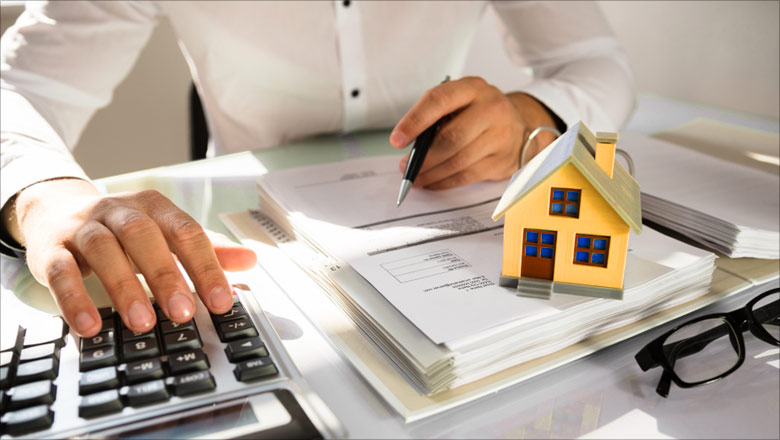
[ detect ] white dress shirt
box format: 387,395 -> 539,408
0,1 -> 635,225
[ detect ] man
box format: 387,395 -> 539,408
0,1 -> 635,337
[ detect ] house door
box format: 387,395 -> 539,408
520,229 -> 557,280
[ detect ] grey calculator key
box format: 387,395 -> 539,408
80,331 -> 115,351
7,380 -> 57,410
160,320 -> 195,334
122,358 -> 164,384
168,349 -> 210,375
122,338 -> 160,362
121,379 -> 169,407
211,304 -> 247,324
79,366 -> 119,395
217,317 -> 258,342
97,307 -> 114,319
0,351 -> 14,367
19,343 -> 59,363
166,371 -> 216,396
233,356 -> 278,382
80,345 -> 118,372
14,358 -> 58,385
163,330 -> 202,353
225,337 -> 268,363
120,328 -> 155,342
0,404 -> 53,435
79,389 -> 123,418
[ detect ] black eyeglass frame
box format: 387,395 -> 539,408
635,288 -> 779,397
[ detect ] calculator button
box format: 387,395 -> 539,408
19,343 -> 59,363
79,366 -> 119,395
166,371 -> 216,396
97,307 -> 114,320
121,358 -> 164,384
224,337 -> 268,363
0,351 -> 14,368
7,380 -> 57,410
233,357 -> 278,382
14,358 -> 58,385
0,366 -> 11,389
160,320 -> 195,334
80,345 -> 119,372
120,328 -> 156,343
0,404 -> 54,436
163,330 -> 202,353
167,349 -> 210,375
100,317 -> 116,333
22,316 -> 68,348
217,317 -> 258,342
211,304 -> 247,324
79,389 -> 123,418
80,331 -> 115,351
122,338 -> 160,362
121,379 -> 169,407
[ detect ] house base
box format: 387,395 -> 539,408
500,275 -> 624,300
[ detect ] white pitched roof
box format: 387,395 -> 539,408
492,121 -> 642,233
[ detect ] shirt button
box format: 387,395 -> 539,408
343,0 -> 350,7
350,88 -> 360,98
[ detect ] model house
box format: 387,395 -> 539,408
491,121 -> 642,300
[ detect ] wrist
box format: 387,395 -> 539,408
506,92 -> 563,166
4,178 -> 98,248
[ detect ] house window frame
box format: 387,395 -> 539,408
573,233 -> 610,268
549,188 -> 581,218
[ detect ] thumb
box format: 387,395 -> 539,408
205,229 -> 257,271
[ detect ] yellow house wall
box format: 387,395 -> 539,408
501,163 -> 630,289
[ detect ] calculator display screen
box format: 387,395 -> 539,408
107,401 -> 259,439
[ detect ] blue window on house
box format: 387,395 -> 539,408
526,231 -> 539,243
540,248 -> 554,259
541,233 -> 555,244
526,246 -> 538,257
573,234 -> 610,268
550,188 -> 581,218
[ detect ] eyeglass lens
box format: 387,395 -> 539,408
751,290 -> 779,342
662,318 -> 740,383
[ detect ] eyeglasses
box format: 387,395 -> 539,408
635,288 -> 779,397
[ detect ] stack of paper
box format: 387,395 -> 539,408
618,127 -> 779,259
248,155 -> 715,395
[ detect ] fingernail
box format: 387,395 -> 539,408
74,311 -> 97,334
128,301 -> 154,329
390,130 -> 406,148
210,286 -> 233,310
167,293 -> 194,321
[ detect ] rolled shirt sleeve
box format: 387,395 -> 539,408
1,1 -> 161,213
492,1 -> 636,131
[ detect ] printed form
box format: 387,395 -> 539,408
258,156 -> 590,344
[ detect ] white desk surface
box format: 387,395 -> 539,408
2,95 -> 779,439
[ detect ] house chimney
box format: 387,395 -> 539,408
595,131 -> 618,179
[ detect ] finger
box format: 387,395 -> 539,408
390,77 -> 484,149
73,220 -> 157,332
415,132 -> 494,188
205,230 -> 258,271
37,247 -> 103,337
424,155 -> 510,190
414,106 -> 491,177
136,192 -> 234,314
101,207 -> 195,324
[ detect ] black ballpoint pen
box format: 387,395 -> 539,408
396,76 -> 450,206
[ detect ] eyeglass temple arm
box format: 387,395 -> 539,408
636,323 -> 732,371
656,369 -> 673,398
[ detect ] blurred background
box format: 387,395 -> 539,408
2,0 -> 778,179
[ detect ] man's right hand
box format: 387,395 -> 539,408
4,178 -> 257,338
